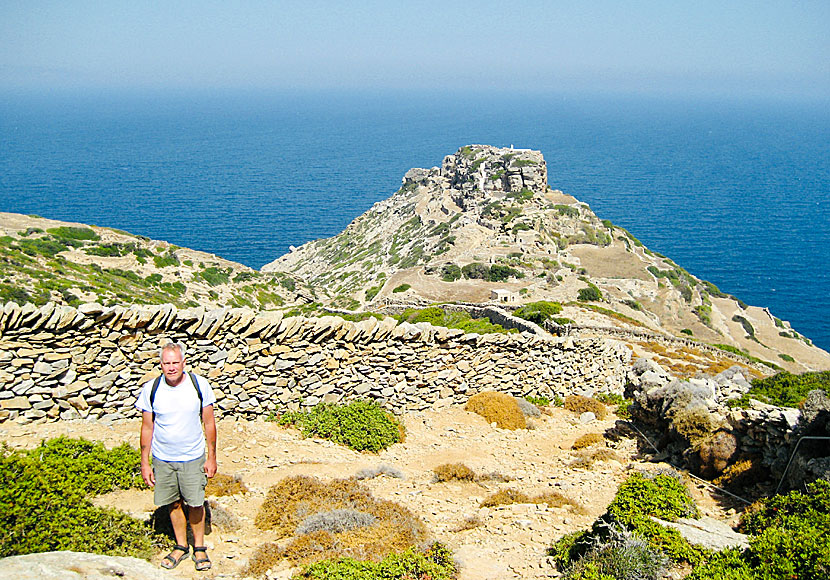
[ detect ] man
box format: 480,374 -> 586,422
136,342 -> 218,571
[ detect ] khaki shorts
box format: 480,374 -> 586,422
152,454 -> 207,507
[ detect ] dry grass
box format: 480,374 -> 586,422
465,391 -> 527,430
433,463 -> 476,482
251,475 -> 427,567
480,488 -> 531,507
672,407 -> 719,444
451,514 -> 483,532
712,457 -> 764,489
480,488 -> 584,512
205,473 -> 248,497
570,448 -> 621,469
572,432 -> 605,450
563,395 -> 607,420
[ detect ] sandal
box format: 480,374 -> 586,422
192,546 -> 212,571
160,545 -> 189,569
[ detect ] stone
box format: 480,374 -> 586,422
652,516 -> 749,551
0,396 -> 31,410
0,551 -> 167,580
578,411 -> 596,424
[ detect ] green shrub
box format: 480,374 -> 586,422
392,284 -> 410,293
578,284 -> 603,302
279,401 -> 403,452
739,371 -> 830,408
365,284 -> 383,301
295,543 -> 456,580
691,480 -> 830,580
461,262 -> 490,280
604,472 -> 703,565
199,266 -> 230,286
0,438 -> 156,559
46,226 -> 99,241
152,251 -> 179,268
514,300 -> 563,324
396,306 -> 512,334
441,263 -> 462,282
564,526 -> 668,580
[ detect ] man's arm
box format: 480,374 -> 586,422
202,404 -> 217,478
139,411 -> 155,487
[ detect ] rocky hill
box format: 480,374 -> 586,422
0,212 -> 309,311
262,145 -> 830,372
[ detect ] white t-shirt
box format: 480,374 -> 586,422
135,373 -> 217,462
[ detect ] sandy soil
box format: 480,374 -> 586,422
0,404 -> 738,580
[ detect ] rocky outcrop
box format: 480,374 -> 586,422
0,551 -> 166,580
0,301 -> 631,424
626,360 -> 828,488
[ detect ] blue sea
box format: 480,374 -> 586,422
1,90 -> 828,352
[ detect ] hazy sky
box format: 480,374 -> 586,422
1,1 -> 828,99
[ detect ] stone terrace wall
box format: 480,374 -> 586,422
0,302 -> 631,423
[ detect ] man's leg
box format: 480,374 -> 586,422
153,458 -> 190,569
189,503 -> 205,547
167,500 -> 189,559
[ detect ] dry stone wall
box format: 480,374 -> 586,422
0,301 -> 631,423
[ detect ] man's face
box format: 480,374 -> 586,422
160,348 -> 185,385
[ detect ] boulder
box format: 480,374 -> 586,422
0,551 -> 166,580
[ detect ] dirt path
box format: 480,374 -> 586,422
0,405 -> 728,579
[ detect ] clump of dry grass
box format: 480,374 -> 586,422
465,391 -> 527,430
251,475 -> 427,568
433,463 -> 476,482
206,500 -> 242,531
672,406 -> 719,444
572,432 -> 605,450
480,488 -> 585,512
570,448 -> 621,469
205,473 -> 248,497
451,514 -> 482,532
712,457 -> 764,489
480,488 -> 530,507
563,395 -> 607,420
245,543 -> 282,578
354,464 -> 405,480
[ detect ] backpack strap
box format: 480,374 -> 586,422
149,375 -> 162,422
149,373 -> 204,422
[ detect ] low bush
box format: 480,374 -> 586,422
481,488 -> 583,511
577,284 -> 603,302
564,525 -> 668,580
251,476 -> 428,568
514,300 -> 563,324
690,480 -> 830,580
572,433 -> 604,450
564,395 -> 607,420
552,471 -> 704,574
280,400 -> 403,453
739,371 -> 830,408
569,448 -> 621,470
205,473 -> 248,497
515,397 -> 542,417
0,438 -> 158,559
354,464 -> 405,480
465,391 -> 527,429
392,284 -> 410,293
433,463 -> 476,482
292,543 -> 456,580
46,226 -> 99,241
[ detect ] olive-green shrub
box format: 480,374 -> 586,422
0,437 -> 157,559
279,400 -> 403,452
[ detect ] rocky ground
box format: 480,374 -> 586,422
0,404 -> 739,580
